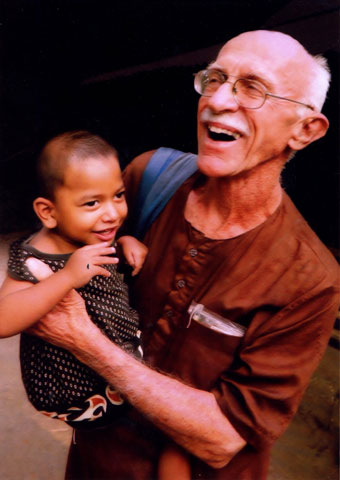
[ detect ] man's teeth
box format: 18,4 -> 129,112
208,125 -> 241,140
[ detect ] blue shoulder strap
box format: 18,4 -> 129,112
134,147 -> 198,239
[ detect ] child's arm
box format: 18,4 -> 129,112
0,242 -> 117,338
117,235 -> 148,276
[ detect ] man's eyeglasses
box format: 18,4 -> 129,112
194,69 -> 314,111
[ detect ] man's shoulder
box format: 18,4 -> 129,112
130,149 -> 157,167
123,149 -> 156,178
278,193 -> 339,283
122,150 -> 157,209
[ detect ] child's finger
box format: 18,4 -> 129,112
127,252 -> 137,267
90,245 -> 116,256
131,266 -> 140,277
92,255 -> 119,266
91,266 -> 111,278
82,241 -> 113,250
131,255 -> 143,276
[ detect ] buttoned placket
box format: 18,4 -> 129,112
160,241 -> 212,330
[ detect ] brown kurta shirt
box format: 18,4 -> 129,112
66,151 -> 340,480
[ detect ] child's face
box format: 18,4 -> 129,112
51,155 -> 128,251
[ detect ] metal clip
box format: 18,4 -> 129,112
186,300 -> 246,337
187,301 -> 201,328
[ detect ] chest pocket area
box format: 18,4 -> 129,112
164,304 -> 246,390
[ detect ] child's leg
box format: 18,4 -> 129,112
158,443 -> 191,480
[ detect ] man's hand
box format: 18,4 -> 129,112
25,257 -> 99,353
117,236 -> 148,276
25,257 -> 246,468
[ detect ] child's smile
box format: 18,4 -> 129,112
50,155 -> 128,252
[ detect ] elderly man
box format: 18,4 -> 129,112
32,31 -> 339,480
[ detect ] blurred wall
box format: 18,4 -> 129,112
0,0 -> 339,251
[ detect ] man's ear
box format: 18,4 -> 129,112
33,197 -> 58,229
288,113 -> 329,151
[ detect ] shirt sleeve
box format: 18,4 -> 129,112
212,285 -> 340,449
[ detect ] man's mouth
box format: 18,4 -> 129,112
208,125 -> 241,142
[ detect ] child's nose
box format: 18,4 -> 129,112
102,203 -> 119,222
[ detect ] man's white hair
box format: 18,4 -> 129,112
304,54 -> 331,112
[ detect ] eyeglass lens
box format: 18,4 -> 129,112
195,70 -> 266,109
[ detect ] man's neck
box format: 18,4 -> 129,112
184,160 -> 284,239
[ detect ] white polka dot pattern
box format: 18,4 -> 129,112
8,236 -> 142,429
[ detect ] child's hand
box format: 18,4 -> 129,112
63,243 -> 118,288
118,236 -> 148,276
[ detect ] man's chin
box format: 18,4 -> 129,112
197,154 -> 237,178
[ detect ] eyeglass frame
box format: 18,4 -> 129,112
194,69 -> 315,111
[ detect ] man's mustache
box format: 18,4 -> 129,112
200,108 -> 250,137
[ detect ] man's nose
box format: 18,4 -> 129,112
206,81 -> 239,112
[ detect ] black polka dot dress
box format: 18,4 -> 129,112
8,235 -> 142,430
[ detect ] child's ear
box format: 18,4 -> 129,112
33,197 -> 58,229
288,112 -> 329,151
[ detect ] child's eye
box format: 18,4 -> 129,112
83,200 -> 98,207
115,190 -> 126,200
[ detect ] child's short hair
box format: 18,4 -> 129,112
37,130 -> 118,199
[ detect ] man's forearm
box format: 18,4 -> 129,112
72,326 -> 246,468
29,286 -> 246,467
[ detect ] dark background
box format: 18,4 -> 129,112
0,0 -> 339,252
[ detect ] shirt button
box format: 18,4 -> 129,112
189,248 -> 198,257
177,279 -> 186,289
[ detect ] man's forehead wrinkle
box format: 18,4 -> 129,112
211,54 -> 278,91
215,34 -> 313,96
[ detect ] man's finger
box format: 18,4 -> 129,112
25,257 -> 54,280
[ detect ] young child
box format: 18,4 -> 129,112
0,130 -> 192,478
0,131 -> 147,429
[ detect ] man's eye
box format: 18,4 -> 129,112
206,72 -> 223,85
202,71 -> 224,94
240,80 -> 264,97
